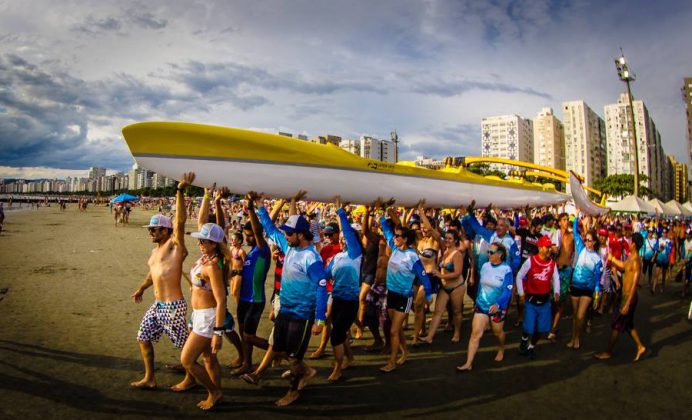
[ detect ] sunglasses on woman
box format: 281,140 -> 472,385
488,249 -> 501,255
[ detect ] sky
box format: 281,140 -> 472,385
1,0 -> 691,179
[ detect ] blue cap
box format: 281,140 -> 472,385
280,215 -> 310,234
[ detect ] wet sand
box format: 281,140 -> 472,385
0,206 -> 690,419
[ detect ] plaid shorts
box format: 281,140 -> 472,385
137,299 -> 189,348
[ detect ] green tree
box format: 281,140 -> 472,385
593,174 -> 652,198
466,163 -> 507,179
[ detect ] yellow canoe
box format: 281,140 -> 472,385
121,122 -> 568,208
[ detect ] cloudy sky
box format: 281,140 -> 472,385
1,0 -> 691,179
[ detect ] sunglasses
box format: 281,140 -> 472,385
488,249 -> 502,255
393,233 -> 403,238
585,238 -> 595,243
198,239 -> 214,245
148,227 -> 163,233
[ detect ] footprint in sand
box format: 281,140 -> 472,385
0,287 -> 8,302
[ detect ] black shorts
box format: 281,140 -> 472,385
642,258 -> 654,276
386,291 -> 413,313
272,313 -> 314,360
655,261 -> 668,269
237,301 -> 265,336
361,273 -> 375,286
570,287 -> 594,298
330,298 -> 359,346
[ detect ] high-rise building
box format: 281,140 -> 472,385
668,155 -> 689,203
360,136 -> 396,163
532,108 -> 565,170
128,163 -> 141,190
604,93 -> 664,196
88,166 -> 106,180
312,134 -> 342,146
562,101 -> 606,188
683,77 -> 692,164
481,114 -> 534,171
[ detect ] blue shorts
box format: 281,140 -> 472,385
523,301 -> 552,335
557,266 -> 573,302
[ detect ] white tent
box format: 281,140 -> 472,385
683,201 -> 692,213
610,195 -> 656,214
648,198 -> 676,216
666,200 -> 692,217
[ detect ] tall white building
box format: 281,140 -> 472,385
360,136 -> 396,163
532,108 -> 565,170
128,163 -> 141,190
481,115 -> 534,170
562,101 -> 606,188
604,93 -> 663,196
88,166 -> 106,180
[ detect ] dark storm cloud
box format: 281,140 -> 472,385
71,9 -> 167,35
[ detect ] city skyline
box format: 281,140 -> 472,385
1,1 -> 692,179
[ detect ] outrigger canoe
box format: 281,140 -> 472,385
121,122 -> 569,208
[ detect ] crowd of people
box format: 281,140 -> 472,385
130,172 -> 692,410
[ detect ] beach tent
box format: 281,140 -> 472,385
609,195 -> 656,215
111,193 -> 139,204
683,201 -> 692,213
665,200 -> 692,217
648,198 -> 675,216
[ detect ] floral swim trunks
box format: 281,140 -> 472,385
137,299 -> 189,348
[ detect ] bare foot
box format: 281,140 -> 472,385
298,366 -> 316,391
240,373 -> 260,385
456,364 -> 472,372
281,369 -> 292,379
417,336 -> 432,344
572,340 -> 580,350
231,365 -> 252,376
197,391 -> 222,410
342,357 -> 354,370
309,349 -> 325,360
228,358 -> 243,369
566,340 -> 575,349
594,352 -> 612,360
396,351 -> 408,365
634,346 -> 647,362
327,370 -> 342,382
170,378 -> 196,392
494,351 -> 504,362
379,362 -> 396,373
451,336 -> 460,343
130,378 -> 157,390
353,327 -> 363,340
275,390 -> 300,407
547,332 -> 557,343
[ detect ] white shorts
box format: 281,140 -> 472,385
191,308 -> 216,339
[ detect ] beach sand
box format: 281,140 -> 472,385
0,206 -> 690,419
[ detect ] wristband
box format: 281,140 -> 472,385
213,330 -> 224,337
212,326 -> 224,331
315,320 -> 325,326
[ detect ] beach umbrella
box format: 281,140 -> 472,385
111,193 -> 140,204
609,195 -> 656,215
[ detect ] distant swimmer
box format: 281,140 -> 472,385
130,173 -> 195,391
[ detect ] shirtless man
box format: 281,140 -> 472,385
595,232 -> 647,362
549,213 -> 574,341
130,172 -> 195,389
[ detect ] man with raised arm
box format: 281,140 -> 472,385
130,172 -> 195,390
256,190 -> 329,407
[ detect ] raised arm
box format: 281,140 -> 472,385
198,184 -> 214,230
269,198 -> 286,222
336,206 -> 361,259
289,190 -> 307,216
573,214 -> 585,255
461,200 -> 493,242
257,204 -> 288,254
246,191 -> 268,250
213,187 -> 230,230
174,172 -> 195,248
418,201 -> 440,242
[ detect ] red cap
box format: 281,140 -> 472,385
519,217 -> 528,226
598,228 -> 608,236
537,235 -> 553,248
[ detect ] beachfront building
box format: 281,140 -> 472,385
88,167 -> 106,180
668,155 -> 689,203
481,114 -> 534,171
339,139 -> 361,156
604,93 -> 665,196
532,108 -> 565,170
361,136 -> 396,163
562,101 -> 606,189
414,155 -> 445,169
312,134 -> 342,146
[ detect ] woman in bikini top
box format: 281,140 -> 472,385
420,229 -> 467,344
